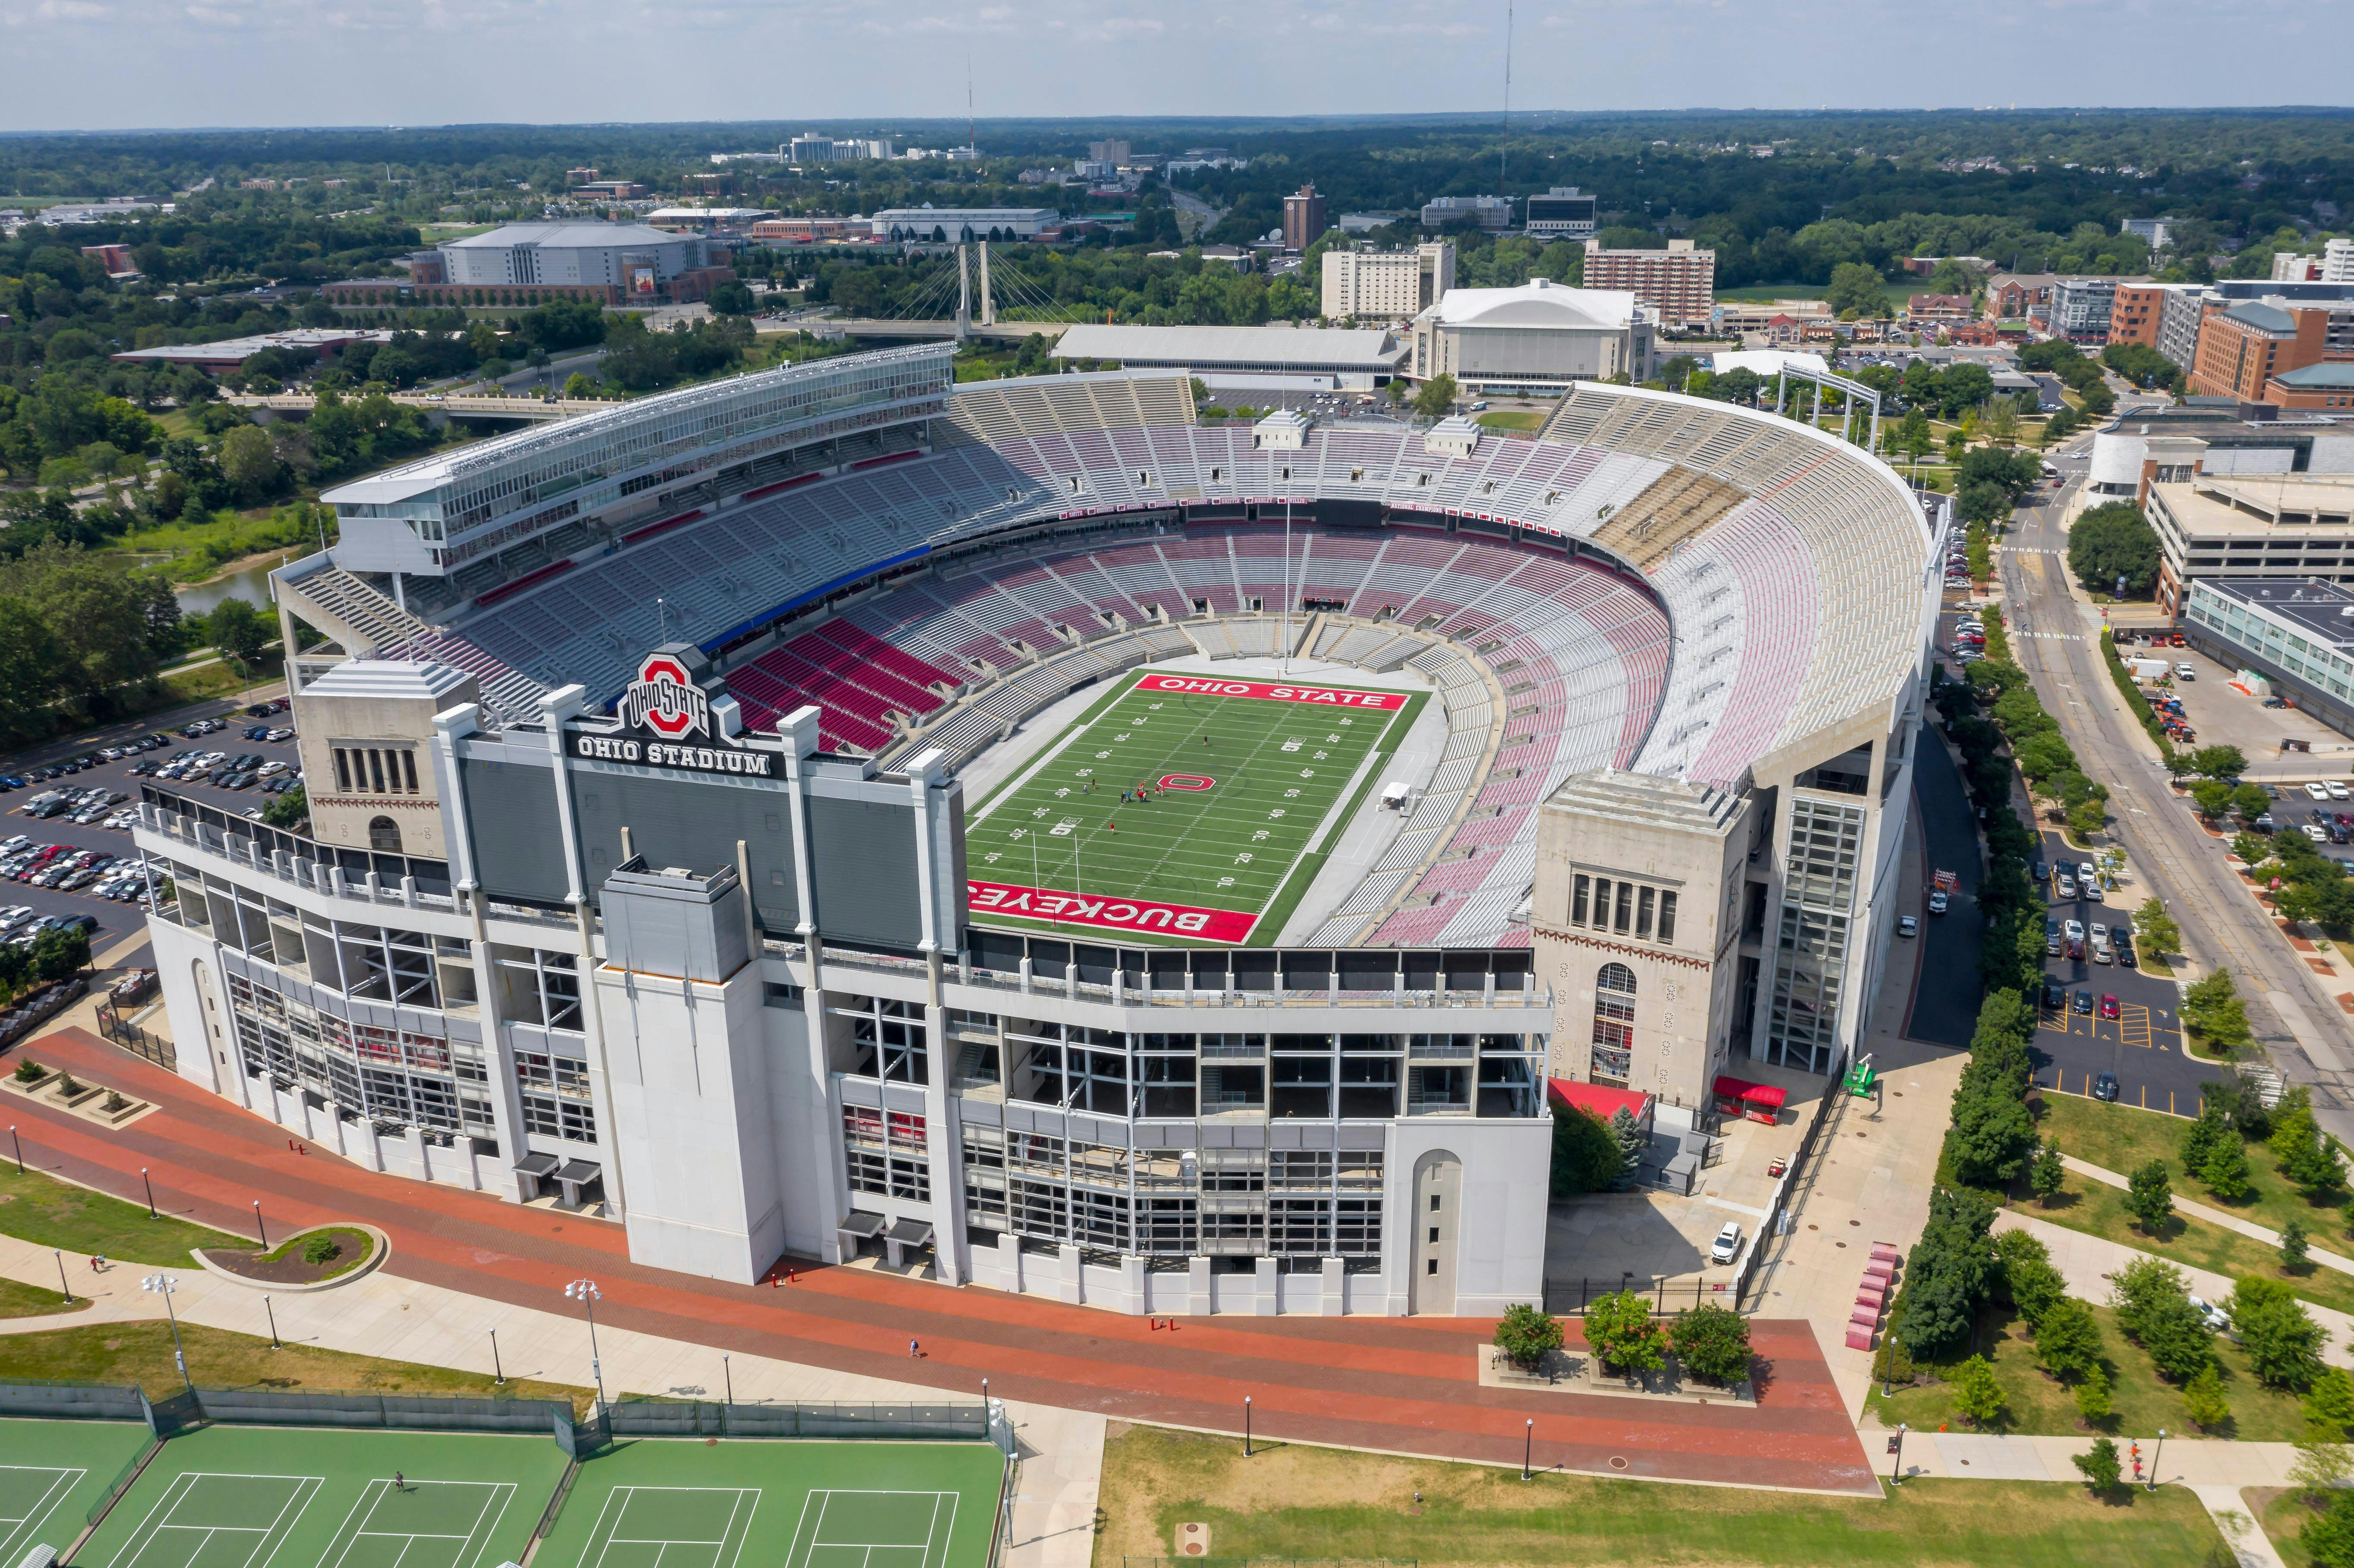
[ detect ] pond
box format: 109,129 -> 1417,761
173,556 -> 287,619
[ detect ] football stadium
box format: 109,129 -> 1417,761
132,336 -> 1943,1316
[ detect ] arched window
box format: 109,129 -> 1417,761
367,816 -> 402,853
1591,964 -> 1636,1085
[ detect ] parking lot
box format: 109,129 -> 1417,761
2029,823 -> 2226,1116
0,704 -> 304,964
2129,636 -> 2354,782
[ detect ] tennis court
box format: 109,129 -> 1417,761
78,1425 -> 566,1568
535,1440 -> 1003,1568
0,1417 -> 155,1562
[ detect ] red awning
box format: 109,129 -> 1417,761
1712,1075 -> 1788,1110
1548,1079 -> 1654,1124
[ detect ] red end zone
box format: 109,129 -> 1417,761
967,880 -> 1258,942
1130,672 -> 1408,710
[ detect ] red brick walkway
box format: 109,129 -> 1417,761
12,1027 -> 1875,1493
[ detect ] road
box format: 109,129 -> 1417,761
1997,463 -> 2354,1141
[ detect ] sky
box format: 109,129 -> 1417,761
0,0 -> 2349,132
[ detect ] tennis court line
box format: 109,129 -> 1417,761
590,1486 -> 758,1568
0,1466 -> 83,1564
798,1490 -> 958,1568
324,1480 -> 517,1568
111,1472 -> 323,1568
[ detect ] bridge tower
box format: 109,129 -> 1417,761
978,241 -> 996,328
954,244 -> 972,342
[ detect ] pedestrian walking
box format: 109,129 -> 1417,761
909,1338 -> 920,1359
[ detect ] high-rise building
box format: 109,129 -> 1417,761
2049,277 -> 2139,343
2187,295 -> 2354,401
1523,187 -> 1597,240
1580,240 -> 1715,328
2109,281 -> 2207,350
2328,238 -> 2354,285
1420,195 -> 1513,233
1320,242 -> 1456,323
1283,184 -> 1328,252
1087,139 -> 1131,166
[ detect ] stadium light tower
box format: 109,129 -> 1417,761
565,1278 -> 608,1410
143,1273 -> 192,1390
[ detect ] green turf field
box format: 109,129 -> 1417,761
966,670 -> 1423,945
78,1426 -> 566,1568
536,1440 -> 1004,1568
0,1417 -> 155,1560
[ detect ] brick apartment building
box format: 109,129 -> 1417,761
1984,273 -> 2058,321
1579,240 -> 1716,328
2188,296 -> 2354,400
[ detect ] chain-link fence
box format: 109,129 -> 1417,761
0,1378 -> 146,1422
606,1398 -> 994,1445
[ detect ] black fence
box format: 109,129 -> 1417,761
1538,1276 -> 1740,1316
1736,1072 -> 1847,1311
146,1385 -> 573,1438
606,1397 -> 997,1446
93,1005 -> 175,1071
0,1378 -> 146,1422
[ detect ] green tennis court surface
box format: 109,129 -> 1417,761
79,1426 -> 564,1568
0,1417 -> 154,1562
967,670 -> 1421,945
535,1440 -> 1002,1568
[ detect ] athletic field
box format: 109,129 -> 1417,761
534,1438 -> 1005,1568
78,1425 -> 565,1568
0,1417 -> 154,1562
968,669 -> 1423,945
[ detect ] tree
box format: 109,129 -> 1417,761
1492,1303 -> 1563,1371
1583,1289 -> 1665,1375
2135,897 -> 2180,959
2191,779 -> 2234,819
517,298 -> 610,353
2185,1364 -> 2232,1429
1950,1354 -> 2007,1428
1608,1106 -> 1648,1187
1995,1229 -> 2066,1325
1669,1303 -> 1752,1385
217,424 -> 282,504
2126,1158 -> 2175,1234
28,924 -> 88,983
2182,1096 -> 2232,1177
2285,1218 -> 2313,1273
2191,744 -> 2250,779
204,597 -> 271,670
562,372 -> 598,400
2067,503 -> 2163,595
2304,1489 -> 2354,1568
1550,1106 -> 1622,1196
1824,262 -> 1886,317
1894,1186 -> 2000,1358
2034,1297 -> 2104,1382
2185,970 -> 2255,1058
2030,1139 -> 2065,1204
260,784 -> 306,830
2234,782 -> 2273,822
2272,1087 -> 2343,1199
2292,1420 -> 2354,1501
2200,1136 -> 2253,1201
2309,1367 -> 2354,1438
2234,1276 -> 2326,1390
2111,1256 -> 2215,1380
1411,374 -> 1459,420
2072,1435 -> 2123,1494
2074,1365 -> 2115,1425
704,280 -> 756,317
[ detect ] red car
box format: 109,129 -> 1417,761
2099,994 -> 2121,1019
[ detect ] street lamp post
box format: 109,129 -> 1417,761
1890,1423 -> 1907,1486
263,1294 -> 280,1349
722,1353 -> 733,1407
1522,1418 -> 1533,1481
491,1328 -> 505,1384
1243,1395 -> 1252,1458
8,1126 -> 20,1175
2148,1428 -> 2166,1492
565,1279 -> 607,1410
53,1250 -> 71,1306
141,1168 -> 157,1219
252,1201 -> 267,1249
143,1274 -> 191,1391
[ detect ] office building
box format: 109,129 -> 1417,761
2143,470 -> 2354,611
2121,218 -> 2173,249
1087,140 -> 1131,166
1320,243 -> 1455,324
2183,577 -> 2354,737
2049,276 -> 2140,342
1408,278 -> 1654,393
1420,195 -> 1513,233
2156,285 -> 2214,372
870,206 -> 1060,242
1048,324 -> 1406,386
2330,239 -> 2354,285
1580,240 -> 1715,328
1523,187 -> 1598,241
2188,296 -> 2354,401
2110,281 -> 2206,351
140,345 -> 1932,1316
1904,294 -> 1974,326
1283,185 -> 1329,252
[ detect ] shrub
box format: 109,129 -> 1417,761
2234,1276 -> 2326,1391
2029,1140 -> 2064,1204
2074,1366 -> 2114,1425
101,1090 -> 126,1113
2304,1489 -> 2354,1568
1493,1303 -> 1562,1371
1669,1303 -> 1752,1385
2073,1435 -> 2123,1493
2125,1159 -> 2174,1233
2285,1218 -> 2312,1273
1584,1290 -> 1665,1376
301,1234 -> 343,1266
2034,1297 -> 2104,1382
1549,1106 -> 1622,1197
2185,1365 -> 2232,1429
1951,1354 -> 2007,1428
10,1059 -> 42,1083
54,1073 -> 80,1097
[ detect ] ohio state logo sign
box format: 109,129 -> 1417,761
619,652 -> 710,741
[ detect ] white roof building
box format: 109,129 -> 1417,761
1408,279 -> 1655,392
1051,324 -> 1407,386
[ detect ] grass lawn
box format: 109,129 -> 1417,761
2257,1485 -> 2327,1568
0,1155 -> 255,1266
1090,1422 -> 2226,1568
0,1320 -> 588,1411
1864,1301 -> 2310,1442
0,1275 -> 85,1319
2020,1168 -> 2354,1317
2038,1094 -> 2354,1248
206,1225 -> 377,1283
965,671 -> 1422,946
1473,410 -> 1547,432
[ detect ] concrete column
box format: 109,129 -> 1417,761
1058,1241 -> 1083,1305
1322,1256 -> 1345,1316
1253,1255 -> 1280,1316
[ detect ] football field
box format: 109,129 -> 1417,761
967,669 -> 1423,945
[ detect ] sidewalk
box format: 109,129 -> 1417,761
0,1228 -> 1106,1568
2061,1153 -> 2354,1277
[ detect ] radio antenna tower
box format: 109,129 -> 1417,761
966,52 -> 976,157
1499,0 -> 1513,195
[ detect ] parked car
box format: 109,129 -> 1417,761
2073,989 -> 2095,1015
2307,782 -> 2332,801
2116,937 -> 2138,969
2055,873 -> 2078,899
2093,1070 -> 2120,1102
2188,1294 -> 2232,1333
1709,1222 -> 1743,1264
1927,890 -> 1949,915
2331,781 -> 2352,801
1897,915 -> 1918,938
2099,993 -> 2121,1019
2042,977 -> 2068,1008
2176,663 -> 2197,680
2044,915 -> 2062,955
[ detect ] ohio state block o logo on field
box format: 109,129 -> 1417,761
1158,775 -> 1215,791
